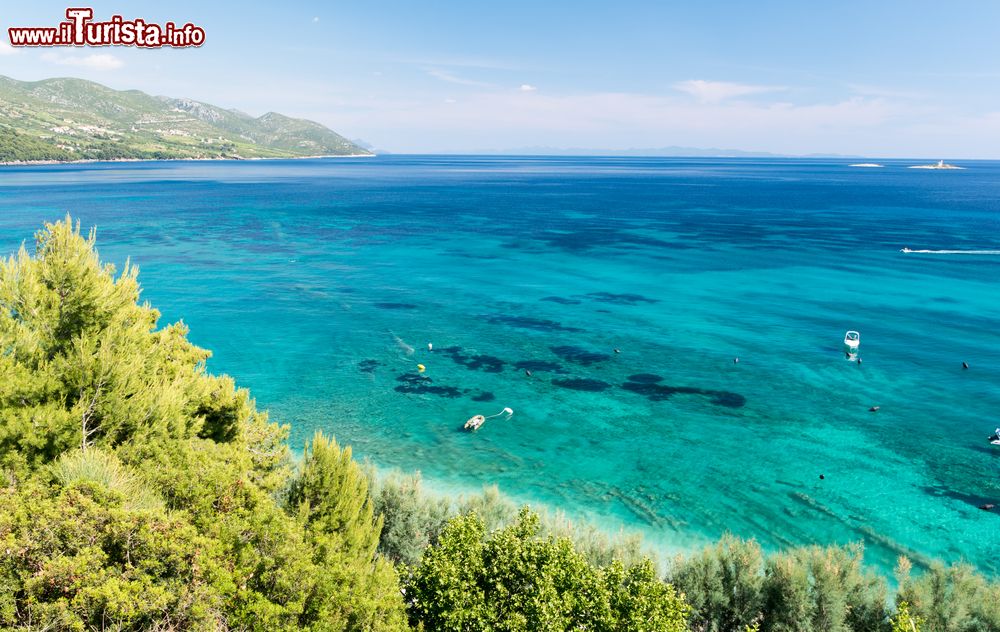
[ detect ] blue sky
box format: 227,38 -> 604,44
2,1 -> 1000,156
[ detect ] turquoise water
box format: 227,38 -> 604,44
1,156 -> 999,575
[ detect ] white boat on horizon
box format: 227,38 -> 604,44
849,163 -> 884,168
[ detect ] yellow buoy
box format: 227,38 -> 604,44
417,364 -> 426,372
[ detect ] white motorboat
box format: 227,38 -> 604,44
990,428 -> 1000,446
844,330 -> 860,359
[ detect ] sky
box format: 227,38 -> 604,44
2,1 -> 1000,157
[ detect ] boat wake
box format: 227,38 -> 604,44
900,248 -> 1000,255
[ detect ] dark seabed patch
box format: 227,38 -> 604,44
358,359 -> 381,373
471,391 -> 496,402
922,485 -> 998,511
487,314 -> 584,333
552,378 -> 612,392
441,346 -> 506,373
622,375 -> 746,408
582,292 -> 660,305
541,296 -> 582,305
531,227 -> 676,253
626,373 -> 664,384
514,360 -> 566,374
550,345 -> 612,366
394,373 -> 463,398
374,302 -> 419,310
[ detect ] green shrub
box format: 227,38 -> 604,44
761,544 -> 888,632
0,217 -> 407,630
50,447 -> 164,512
368,468 -> 452,565
892,602 -> 923,632
670,534 -> 765,631
897,558 -> 1000,631
404,507 -> 689,631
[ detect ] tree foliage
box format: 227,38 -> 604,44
896,559 -> 1000,632
891,602 -> 923,632
671,534 -> 765,632
671,536 -> 891,632
404,507 -> 690,631
0,217 -> 407,631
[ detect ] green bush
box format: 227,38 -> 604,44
0,217 -> 407,630
367,468 -> 452,565
760,544 -> 888,632
892,602 -> 923,632
896,559 -> 1000,631
670,534 -> 766,631
404,507 -> 689,631
50,447 -> 164,512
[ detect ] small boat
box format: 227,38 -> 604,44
464,415 -> 485,431
462,407 -> 513,432
844,331 -> 860,359
989,428 -> 1000,446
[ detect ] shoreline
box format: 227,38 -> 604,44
0,153 -> 376,167
366,460 -> 712,568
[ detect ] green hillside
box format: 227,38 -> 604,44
0,75 -> 370,162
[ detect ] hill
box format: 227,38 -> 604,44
0,75 -> 370,162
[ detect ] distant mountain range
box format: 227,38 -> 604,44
461,146 -> 860,159
0,75 -> 370,162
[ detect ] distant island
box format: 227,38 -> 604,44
909,160 -> 964,170
0,75 -> 370,163
457,145 -> 861,159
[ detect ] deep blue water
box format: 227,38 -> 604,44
1,155 -> 999,574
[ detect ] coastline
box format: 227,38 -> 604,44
0,153 -> 376,167
366,459 -> 691,567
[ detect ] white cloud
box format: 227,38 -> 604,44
847,84 -> 927,100
519,84 -> 537,92
312,16 -> 320,23
41,51 -> 123,70
444,98 -> 457,103
0,40 -> 19,56
674,79 -> 785,103
425,68 -> 494,88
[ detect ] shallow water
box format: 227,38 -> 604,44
1,155 -> 998,575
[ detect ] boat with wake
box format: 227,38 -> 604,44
464,407 -> 514,431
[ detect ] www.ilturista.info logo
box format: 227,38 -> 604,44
7,8 -> 205,48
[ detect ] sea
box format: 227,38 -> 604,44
1,155 -> 998,576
